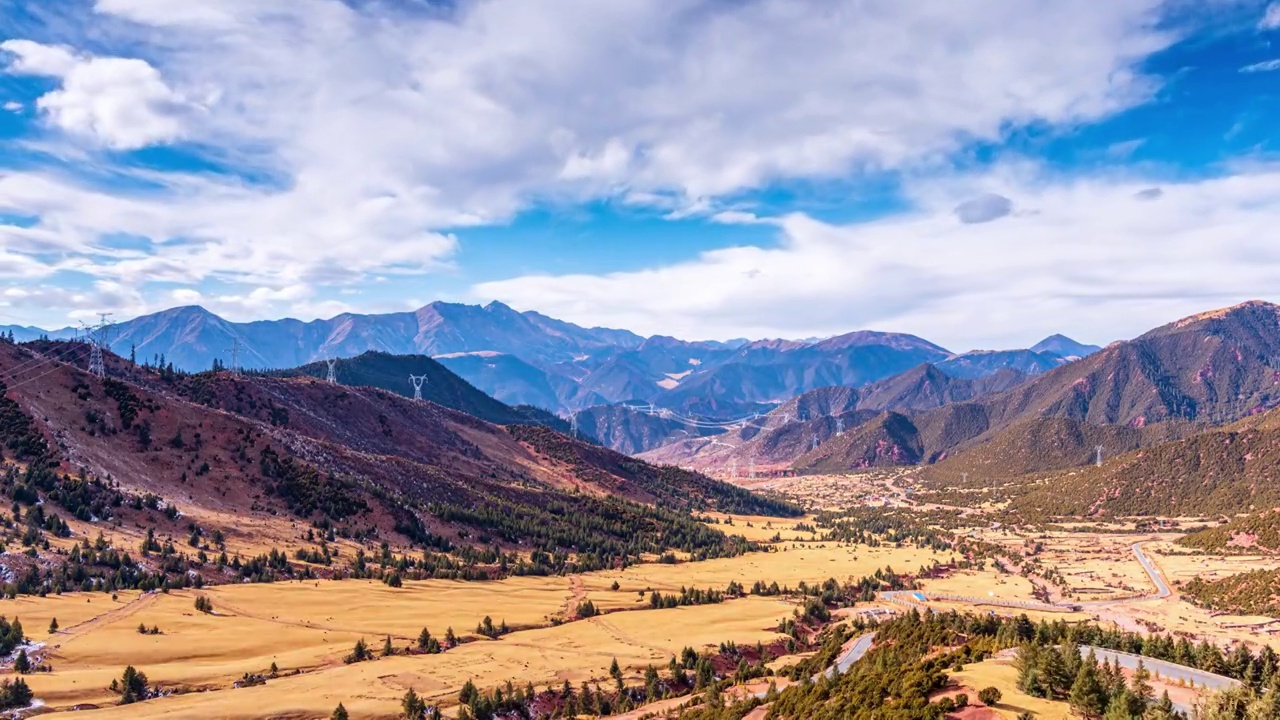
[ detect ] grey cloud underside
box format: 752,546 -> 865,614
954,193 -> 1014,224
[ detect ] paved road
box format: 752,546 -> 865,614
828,631 -> 876,678
879,541 -> 1172,615
1083,645 -> 1239,715
750,631 -> 877,700
1131,541 -> 1172,599
1083,646 -> 1238,692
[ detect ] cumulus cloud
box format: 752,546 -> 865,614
475,166 -> 1280,350
0,0 -> 1175,300
1,40 -> 191,149
954,193 -> 1014,224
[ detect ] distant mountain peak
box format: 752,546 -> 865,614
1029,334 -> 1100,359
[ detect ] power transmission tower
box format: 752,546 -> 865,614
1095,445 -> 1104,467
408,374 -> 427,401
325,357 -> 338,384
811,433 -> 819,452
87,313 -> 113,378
569,412 -> 579,438
836,417 -> 845,435
961,472 -> 969,484
226,338 -> 242,375
730,459 -> 737,479
748,459 -> 755,479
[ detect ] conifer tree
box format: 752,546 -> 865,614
1069,659 -> 1108,720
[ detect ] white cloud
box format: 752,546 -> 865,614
1,280 -> 148,324
475,164 -> 1280,350
1,40 -> 190,149
1240,58 -> 1280,72
1261,2 -> 1280,29
0,0 -> 1175,290
3,102 -> 22,113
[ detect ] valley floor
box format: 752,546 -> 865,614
7,476 -> 1280,719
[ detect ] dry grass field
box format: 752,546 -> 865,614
11,578 -> 794,718
582,541 -> 955,612
14,501 -> 1280,719
6,534 -> 957,718
948,656 -> 1072,719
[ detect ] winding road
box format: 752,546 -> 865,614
879,540 -> 1172,615
1131,541 -> 1172,599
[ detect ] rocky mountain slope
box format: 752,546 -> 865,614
0,338 -> 798,592
4,304 -> 1094,419
642,300 -> 1280,477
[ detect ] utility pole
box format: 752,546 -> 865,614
409,374 -> 427,401
325,357 -> 338,384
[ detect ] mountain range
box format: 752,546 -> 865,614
641,300 -> 1280,477
0,335 -> 799,592
2,302 -> 1099,419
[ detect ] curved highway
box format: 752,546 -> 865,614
1131,541 -> 1172,599
828,631 -> 876,678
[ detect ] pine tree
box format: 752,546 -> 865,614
1042,645 -> 1073,698
13,649 -> 30,674
382,635 -> 395,657
48,617 -> 58,634
1130,660 -> 1154,710
1069,659 -> 1108,720
1143,690 -> 1178,720
402,687 -> 426,719
119,666 -> 149,705
331,703 -> 349,720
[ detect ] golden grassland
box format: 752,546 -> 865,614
584,541 -> 954,611
7,537 -> 957,718
15,507 -> 1280,718
21,592 -> 793,719
948,656 -> 1072,719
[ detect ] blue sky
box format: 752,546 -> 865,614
1,0 -> 1280,350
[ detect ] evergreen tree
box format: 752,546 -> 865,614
331,703 -> 349,720
382,635 -> 395,657
1042,645 -> 1072,698
12,650 -> 30,674
402,687 -> 426,719
119,666 -> 150,704
1143,690 -> 1179,720
1070,658 -> 1109,720
48,617 -> 58,634
1130,660 -> 1155,710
